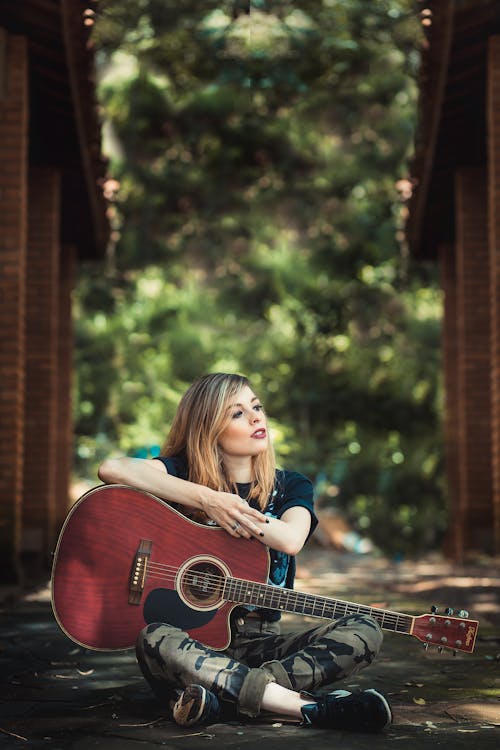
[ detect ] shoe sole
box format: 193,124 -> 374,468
173,685 -> 207,727
365,689 -> 393,730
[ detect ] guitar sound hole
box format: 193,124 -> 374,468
180,561 -> 225,608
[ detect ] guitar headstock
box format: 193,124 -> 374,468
411,608 -> 479,653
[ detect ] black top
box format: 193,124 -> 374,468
154,455 -> 317,621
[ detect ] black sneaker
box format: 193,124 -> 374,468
172,684 -> 221,727
301,688 -> 392,733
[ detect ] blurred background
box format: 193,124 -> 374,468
3,0 -> 500,587
76,0 -> 441,558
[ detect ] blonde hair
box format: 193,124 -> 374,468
161,373 -> 275,510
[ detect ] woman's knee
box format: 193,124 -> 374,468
326,613 -> 383,656
354,614 -> 383,653
136,622 -> 186,658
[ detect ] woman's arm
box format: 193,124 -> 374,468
98,457 -> 268,538
249,506 -> 312,556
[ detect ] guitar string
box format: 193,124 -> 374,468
144,563 -> 411,625
129,561 -> 472,642
140,563 -> 472,638
140,562 -> 413,629
148,565 -> 468,642
145,561 -> 401,616
145,567 -> 465,640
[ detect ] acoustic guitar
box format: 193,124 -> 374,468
51,485 -> 479,654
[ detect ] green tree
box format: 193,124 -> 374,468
75,1 -> 446,555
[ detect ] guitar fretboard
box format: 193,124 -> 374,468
223,576 -> 413,634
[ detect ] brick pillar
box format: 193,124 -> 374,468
23,168 -> 60,571
0,32 -> 28,583
487,36 -> 500,555
56,245 -> 77,530
439,244 -> 461,557
454,167 -> 494,556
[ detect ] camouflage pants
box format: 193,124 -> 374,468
136,612 -> 383,718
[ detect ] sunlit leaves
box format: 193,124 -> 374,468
74,1 -> 447,554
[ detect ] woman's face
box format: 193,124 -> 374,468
217,384 -> 268,459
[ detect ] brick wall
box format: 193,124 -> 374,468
0,24 -> 102,582
439,244 -> 461,556
23,168 -> 61,568
0,32 -> 29,583
56,245 -> 77,530
454,167 -> 494,555
487,36 -> 500,555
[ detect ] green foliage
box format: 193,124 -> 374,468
75,1 -> 447,555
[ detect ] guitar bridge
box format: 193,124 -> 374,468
129,539 -> 152,605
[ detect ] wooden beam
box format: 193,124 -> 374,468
0,27 -> 6,99
407,0 -> 455,258
60,0 -> 108,256
487,35 -> 500,554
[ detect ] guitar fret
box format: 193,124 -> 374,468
224,576 -> 414,637
337,601 -> 349,618
246,581 -> 259,605
268,586 -> 280,609
338,602 -> 349,618
281,589 -> 291,612
313,596 -> 326,617
302,593 -> 312,615
291,590 -> 300,611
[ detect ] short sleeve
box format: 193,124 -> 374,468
153,455 -> 189,479
275,470 -> 318,541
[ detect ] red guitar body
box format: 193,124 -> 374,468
52,484 -> 479,655
51,484 -> 269,651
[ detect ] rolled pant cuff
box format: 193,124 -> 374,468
260,659 -> 293,690
238,667 -> 276,718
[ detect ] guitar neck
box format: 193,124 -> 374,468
224,577 -> 414,635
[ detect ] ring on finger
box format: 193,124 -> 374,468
232,521 -> 240,532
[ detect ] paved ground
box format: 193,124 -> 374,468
1,546 -> 499,749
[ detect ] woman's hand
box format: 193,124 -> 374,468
201,490 -> 269,540
206,494 -> 311,555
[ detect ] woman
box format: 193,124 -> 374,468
98,373 -> 391,733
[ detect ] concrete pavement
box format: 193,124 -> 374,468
1,547 -> 499,748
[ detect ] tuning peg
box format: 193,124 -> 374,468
452,650 -> 457,657
423,643 -> 429,652
437,646 -> 443,653
445,607 -> 454,616
458,609 -> 469,619
430,605 -> 439,614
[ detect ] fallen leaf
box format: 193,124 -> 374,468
413,697 -> 426,705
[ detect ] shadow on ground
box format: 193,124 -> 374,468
1,546 -> 499,749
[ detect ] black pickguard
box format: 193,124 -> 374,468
143,588 -> 217,629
